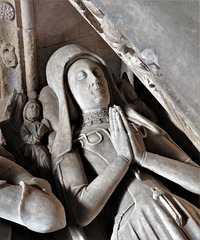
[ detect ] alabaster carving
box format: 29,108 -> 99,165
0,42 -> 18,69
0,2 -> 15,21
0,92 -> 66,237
43,44 -> 199,240
0,42 -> 18,99
20,92 -> 52,182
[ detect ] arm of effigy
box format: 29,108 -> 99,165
139,133 -> 200,195
56,148 -> 130,227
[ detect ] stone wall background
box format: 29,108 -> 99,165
92,0 -> 200,115
34,0 -> 120,88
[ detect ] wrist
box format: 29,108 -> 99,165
118,155 -> 131,164
140,151 -> 147,166
135,151 -> 147,166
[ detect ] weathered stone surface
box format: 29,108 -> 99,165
0,1 -> 15,20
92,0 -> 200,114
68,0 -> 200,150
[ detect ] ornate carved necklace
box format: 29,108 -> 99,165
82,109 -> 109,126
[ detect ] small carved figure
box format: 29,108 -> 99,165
0,42 -> 18,68
20,92 -> 52,181
0,42 -> 18,99
45,45 -> 199,240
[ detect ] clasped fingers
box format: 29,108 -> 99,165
109,107 -> 133,162
110,106 -> 146,166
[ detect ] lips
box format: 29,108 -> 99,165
92,84 -> 104,91
92,87 -> 105,95
30,111 -> 39,117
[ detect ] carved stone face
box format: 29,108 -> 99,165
0,43 -> 18,68
26,101 -> 41,121
67,59 -> 110,112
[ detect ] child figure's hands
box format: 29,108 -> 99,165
37,119 -> 51,138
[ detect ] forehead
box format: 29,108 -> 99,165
27,101 -> 40,108
69,59 -> 101,72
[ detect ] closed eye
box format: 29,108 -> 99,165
77,71 -> 87,80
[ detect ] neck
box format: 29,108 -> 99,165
82,108 -> 109,126
26,117 -> 40,123
82,107 -> 108,113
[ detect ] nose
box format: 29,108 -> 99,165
90,73 -> 99,86
33,106 -> 38,111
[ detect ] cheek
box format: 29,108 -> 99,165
70,82 -> 85,97
27,110 -> 32,117
36,109 -> 40,115
70,82 -> 89,105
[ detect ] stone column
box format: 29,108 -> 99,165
20,0 -> 38,95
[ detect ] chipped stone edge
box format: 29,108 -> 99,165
68,0 -> 200,151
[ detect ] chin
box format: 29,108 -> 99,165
95,97 -> 106,104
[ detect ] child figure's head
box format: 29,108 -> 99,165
25,100 -> 41,122
23,92 -> 42,122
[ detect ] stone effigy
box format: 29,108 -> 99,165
43,44 -> 199,240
